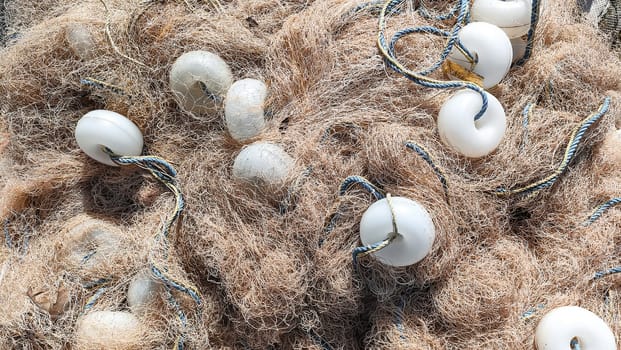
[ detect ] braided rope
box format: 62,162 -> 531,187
82,278 -> 110,290
394,294 -> 407,341
519,103 -> 534,152
308,329 -> 334,350
520,303 -> 545,320
593,266 -> 621,280
81,77 -> 128,96
339,175 -> 385,200
583,197 -> 621,226
377,0 -> 490,121
165,285 -> 188,350
571,337 -> 582,350
514,0 -> 542,66
404,141 -> 449,200
82,286 -> 108,313
4,218 -> 11,249
102,147 -> 201,345
321,176 -> 385,246
494,97 -> 611,197
353,193 -> 400,268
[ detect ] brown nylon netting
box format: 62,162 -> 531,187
0,0 -> 620,349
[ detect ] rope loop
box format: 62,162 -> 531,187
377,0 -> 489,121
352,193 -> 400,269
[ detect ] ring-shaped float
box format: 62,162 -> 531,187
169,50 -> 233,116
438,89 -> 506,158
75,110 -> 143,166
224,78 -> 268,142
471,0 -> 532,38
359,197 -> 435,267
448,22 -> 513,88
535,306 -> 616,350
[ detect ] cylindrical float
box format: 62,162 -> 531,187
225,79 -> 268,142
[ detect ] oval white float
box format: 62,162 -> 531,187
448,22 -> 513,88
169,50 -> 233,115
471,0 -> 532,39
127,271 -> 162,314
75,110 -> 143,166
233,142 -> 294,184
225,78 -> 268,142
535,306 -> 616,350
438,89 -> 506,158
66,23 -> 96,59
76,311 -> 143,349
359,197 -> 435,267
64,217 -> 122,269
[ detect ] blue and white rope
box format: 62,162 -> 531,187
593,266 -> 621,280
102,147 -> 201,346
519,103 -> 534,152
404,141 -> 449,200
82,286 -> 108,313
583,197 -> 621,226
494,97 -> 611,197
514,0 -> 542,66
377,0 -> 489,121
4,218 -> 12,249
339,175 -> 385,200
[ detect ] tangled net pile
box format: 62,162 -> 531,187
0,0 -> 620,348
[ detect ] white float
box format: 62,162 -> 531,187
359,197 -> 435,267
64,217 -> 121,269
232,142 -> 294,184
471,0 -> 532,39
224,79 -> 268,142
438,89 -> 506,158
535,306 -> 616,350
169,50 -> 233,115
75,110 -> 143,166
76,311 -> 143,349
127,271 -> 162,313
65,23 -> 96,59
448,22 -> 513,88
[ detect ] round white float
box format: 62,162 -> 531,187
75,110 -> 143,166
169,50 -> 233,115
224,78 -> 268,142
448,22 -> 513,88
359,197 -> 435,267
64,217 -> 121,269
65,23 -> 96,59
127,271 -> 162,313
232,142 -> 294,184
471,0 -> 532,38
535,306 -> 616,350
76,311 -> 142,349
438,89 -> 506,158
